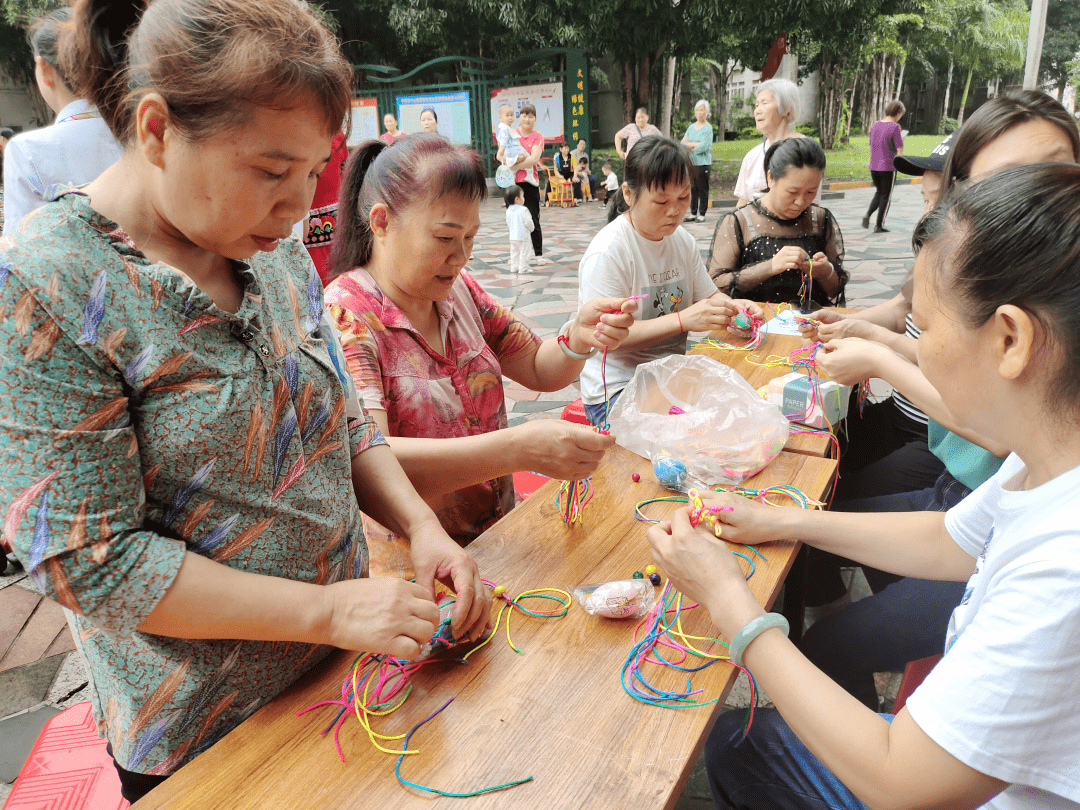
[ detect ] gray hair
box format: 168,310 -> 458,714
757,79 -> 800,124
694,99 -> 710,116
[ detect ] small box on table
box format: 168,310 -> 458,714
766,371 -> 851,430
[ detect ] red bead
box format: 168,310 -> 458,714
631,473 -> 641,482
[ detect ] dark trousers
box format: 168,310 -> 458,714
107,743 -> 170,804
865,170 -> 895,228
691,164 -> 711,215
520,182 -> 543,256
706,709 -> 886,809
799,472 -> 972,709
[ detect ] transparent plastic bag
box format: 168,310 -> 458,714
608,354 -> 788,488
573,580 -> 657,619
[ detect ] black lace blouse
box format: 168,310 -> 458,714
708,200 -> 847,307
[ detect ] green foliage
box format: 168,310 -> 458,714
1041,0 -> 1080,93
795,122 -> 820,138
939,116 -> 960,134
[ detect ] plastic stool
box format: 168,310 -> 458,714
891,654 -> 943,714
5,702 -> 128,810
512,471 -> 550,499
560,398 -> 590,425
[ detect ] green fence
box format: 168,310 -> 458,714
355,49 -> 589,176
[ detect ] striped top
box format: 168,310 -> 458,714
892,313 -> 927,425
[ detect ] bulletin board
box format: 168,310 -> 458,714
489,83 -> 565,145
347,98 -> 380,147
397,92 -> 472,145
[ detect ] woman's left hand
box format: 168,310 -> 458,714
575,297 -> 639,351
408,520 -> 491,642
808,252 -> 833,281
815,337 -> 891,386
731,299 -> 765,321
646,509 -> 764,640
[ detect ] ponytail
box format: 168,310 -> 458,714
29,7 -> 77,91
62,0 -> 144,135
327,133 -> 487,283
330,140 -> 388,279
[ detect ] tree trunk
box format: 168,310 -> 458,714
818,49 -> 845,149
661,55 -> 677,136
942,58 -> 955,126
621,60 -> 635,124
957,67 -> 975,126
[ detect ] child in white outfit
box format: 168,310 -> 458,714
496,104 -> 528,168
504,184 -> 534,273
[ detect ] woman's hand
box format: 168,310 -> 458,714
731,299 -> 766,321
408,519 -> 490,642
815,337 -> 892,386
815,319 -> 895,345
808,252 -> 833,281
323,577 -> 441,659
646,509 -> 766,639
574,297 -> 639,352
770,245 -> 810,277
690,490 -> 795,545
797,308 -> 842,342
512,420 -> 615,481
681,295 -> 739,332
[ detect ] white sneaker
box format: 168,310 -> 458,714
696,215 -> 705,222
535,256 -> 549,266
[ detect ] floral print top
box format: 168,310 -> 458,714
325,269 -> 540,543
0,189 -> 385,775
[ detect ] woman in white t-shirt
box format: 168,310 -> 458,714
647,163 -> 1080,810
577,134 -> 761,427
1,7 -> 122,235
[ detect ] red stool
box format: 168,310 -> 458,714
512,471 -> 550,499
5,702 -> 128,810
561,398 -> 590,425
891,654 -> 943,714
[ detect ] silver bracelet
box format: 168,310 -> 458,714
728,613 -> 789,668
557,320 -> 597,361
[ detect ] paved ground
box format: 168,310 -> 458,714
0,182 -> 923,805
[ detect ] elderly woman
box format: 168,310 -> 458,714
682,99 -> 714,222
379,112 -> 404,145
615,107 -> 662,160
419,108 -> 439,134
734,78 -> 816,207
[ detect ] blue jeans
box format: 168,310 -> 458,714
583,390 -> 621,428
799,470 -> 971,709
706,708 -> 893,809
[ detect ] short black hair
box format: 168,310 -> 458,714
503,184 -> 523,207
623,134 -> 692,194
0,127 -> 15,140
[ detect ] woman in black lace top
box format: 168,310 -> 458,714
708,138 -> 846,307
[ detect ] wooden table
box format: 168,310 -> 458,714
135,446 -> 835,810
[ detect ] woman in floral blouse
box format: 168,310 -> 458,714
0,0 -> 486,801
325,135 -> 637,544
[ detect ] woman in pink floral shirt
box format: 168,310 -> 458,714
325,135 -> 636,544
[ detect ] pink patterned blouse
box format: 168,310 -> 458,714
325,269 -> 541,543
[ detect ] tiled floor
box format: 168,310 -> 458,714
0,182 -> 923,803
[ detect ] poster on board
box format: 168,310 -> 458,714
347,98 -> 380,147
397,92 -> 472,145
490,83 -> 564,145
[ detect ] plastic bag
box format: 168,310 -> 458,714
573,580 -> 657,619
608,354 -> 788,488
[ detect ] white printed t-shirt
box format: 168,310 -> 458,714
605,172 -> 620,192
577,214 -> 716,404
905,452 -> 1080,810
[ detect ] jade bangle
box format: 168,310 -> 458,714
729,613 -> 790,668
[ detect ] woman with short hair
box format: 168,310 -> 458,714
682,99 -> 714,222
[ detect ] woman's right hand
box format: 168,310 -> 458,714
681,296 -> 739,333
797,308 -> 843,341
770,245 -> 811,277
324,577 -> 441,659
512,420 -> 615,481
